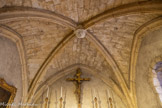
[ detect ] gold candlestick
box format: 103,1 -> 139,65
109,97 -> 113,108
78,103 -> 81,108
94,97 -> 98,108
60,97 -> 63,108
44,97 -> 48,108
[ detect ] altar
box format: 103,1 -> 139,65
33,68 -> 126,108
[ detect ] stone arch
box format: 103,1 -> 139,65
32,64 -> 129,107
0,7 -> 77,29
130,17 -> 162,106
28,30 -> 134,108
0,24 -> 28,101
83,0 -> 162,28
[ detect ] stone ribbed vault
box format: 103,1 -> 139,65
0,0 -> 162,108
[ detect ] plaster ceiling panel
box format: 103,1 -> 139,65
40,37 -> 117,85
3,18 -> 71,83
88,13 -> 160,83
0,0 -> 146,22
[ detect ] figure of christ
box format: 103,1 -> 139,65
67,68 -> 90,108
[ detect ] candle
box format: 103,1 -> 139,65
94,89 -> 96,98
47,86 -> 49,98
110,90 -> 113,98
111,91 -> 115,105
61,86 -> 62,97
107,89 -> 109,98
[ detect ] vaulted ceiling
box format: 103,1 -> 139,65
0,0 -> 162,107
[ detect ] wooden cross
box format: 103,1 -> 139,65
67,68 -> 90,108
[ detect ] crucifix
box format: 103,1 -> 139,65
67,68 -> 90,108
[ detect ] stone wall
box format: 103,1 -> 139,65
0,36 -> 22,107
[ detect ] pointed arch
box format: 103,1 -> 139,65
130,16 -> 162,107
86,31 -> 136,108
0,7 -> 77,30
27,31 -> 75,101
0,24 -> 28,101
32,64 -> 129,107
20,1 -> 162,107
83,0 -> 162,28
